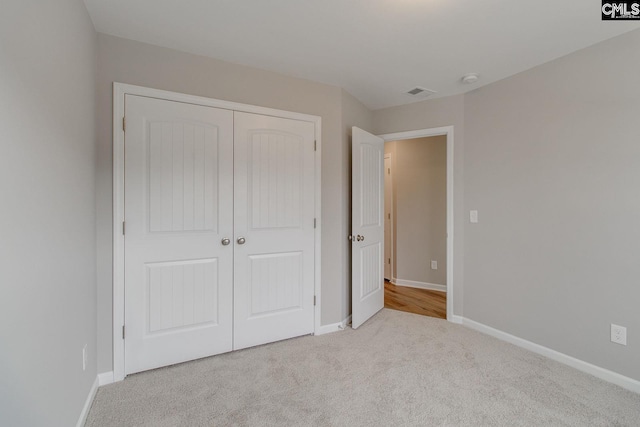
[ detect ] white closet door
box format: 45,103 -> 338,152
233,112 -> 315,350
124,95 -> 234,374
351,127 -> 385,329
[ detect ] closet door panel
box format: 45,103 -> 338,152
233,112 -> 315,350
124,95 -> 234,374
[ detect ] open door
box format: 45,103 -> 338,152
351,127 -> 385,329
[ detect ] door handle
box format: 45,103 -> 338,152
237,237 -> 246,245
356,235 -> 364,242
221,238 -> 231,246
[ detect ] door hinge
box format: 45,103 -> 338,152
122,325 -> 125,339
388,168 -> 390,175
314,218 -> 317,229
313,295 -> 316,306
314,140 -> 317,151
388,258 -> 391,264
122,117 -> 126,132
122,221 -> 126,235
388,213 -> 390,220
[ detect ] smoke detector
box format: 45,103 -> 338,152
406,87 -> 437,97
461,73 -> 479,84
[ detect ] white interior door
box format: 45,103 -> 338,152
124,95 -> 233,374
233,112 -> 316,350
384,155 -> 392,280
351,127 -> 385,329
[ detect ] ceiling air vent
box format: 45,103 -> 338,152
406,87 -> 437,97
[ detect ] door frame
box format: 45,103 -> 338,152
378,126 -> 454,322
383,153 -> 394,281
112,83 -> 322,381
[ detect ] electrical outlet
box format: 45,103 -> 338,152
431,260 -> 438,270
611,324 -> 627,346
82,344 -> 87,371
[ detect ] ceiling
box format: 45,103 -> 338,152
83,0 -> 640,110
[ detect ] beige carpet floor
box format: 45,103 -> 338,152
86,309 -> 640,426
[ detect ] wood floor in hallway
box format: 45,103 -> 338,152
384,280 -> 446,319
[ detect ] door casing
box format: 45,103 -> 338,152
378,127 -> 455,323
112,83 -> 322,382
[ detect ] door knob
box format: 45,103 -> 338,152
360,235 -> 365,241
356,235 -> 364,241
237,237 -> 246,245
221,238 -> 231,246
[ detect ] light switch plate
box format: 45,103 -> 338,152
470,210 -> 478,223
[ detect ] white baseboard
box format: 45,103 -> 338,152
461,317 -> 640,394
316,315 -> 352,335
76,372 -> 114,426
76,376 -> 98,427
98,371 -> 114,386
450,315 -> 463,324
393,278 -> 447,293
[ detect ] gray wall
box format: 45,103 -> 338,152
96,34 -> 368,372
386,137 -> 447,286
373,95 -> 465,315
462,29 -> 640,381
0,1 -> 97,425
374,29 -> 640,382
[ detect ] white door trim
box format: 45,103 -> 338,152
112,83 -> 322,382
378,126 -> 454,322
